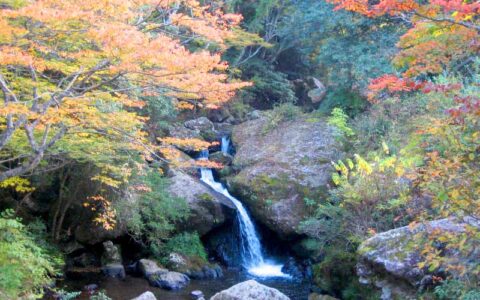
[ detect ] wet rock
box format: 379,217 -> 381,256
357,217 -> 480,299
191,290 -> 205,299
102,263 -> 126,279
83,284 -> 98,295
209,151 -> 233,166
229,115 -> 342,240
210,280 -> 290,300
131,291 -> 157,300
138,259 -> 168,278
148,271 -> 190,290
168,170 -> 235,236
281,257 -> 312,279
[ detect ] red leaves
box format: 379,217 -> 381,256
367,74 -> 423,101
446,95 -> 480,123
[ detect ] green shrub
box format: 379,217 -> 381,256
434,280 -> 480,300
164,232 -> 207,261
327,107 -> 354,138
0,209 -> 63,299
116,170 -> 189,257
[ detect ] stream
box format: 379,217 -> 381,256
57,269 -> 311,300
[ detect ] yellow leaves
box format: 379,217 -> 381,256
0,176 -> 35,193
355,154 -> 373,175
85,194 -> 116,230
91,175 -> 122,188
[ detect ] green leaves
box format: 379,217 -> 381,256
0,211 -> 63,299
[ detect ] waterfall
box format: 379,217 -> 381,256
221,136 -> 230,154
198,139 -> 289,278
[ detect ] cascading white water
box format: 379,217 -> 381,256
199,143 -> 289,278
221,136 -> 230,154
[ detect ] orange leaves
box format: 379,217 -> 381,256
0,46 -> 45,71
159,137 -> 217,152
84,195 -> 117,230
430,0 -> 480,20
327,0 -> 418,17
394,22 -> 479,78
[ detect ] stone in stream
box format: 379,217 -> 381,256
131,291 -> 157,300
138,259 -> 168,278
191,290 -> 205,299
101,263 -> 126,279
210,280 -> 290,300
167,252 -> 223,279
148,271 -> 190,290
101,241 -> 125,279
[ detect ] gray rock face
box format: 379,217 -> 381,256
185,117 -> 214,132
167,253 -> 223,279
357,217 -> 480,299
168,170 -> 235,236
138,259 -> 168,278
75,218 -> 126,245
210,280 -> 290,300
229,115 -> 342,239
149,271 -> 190,290
131,291 -> 157,300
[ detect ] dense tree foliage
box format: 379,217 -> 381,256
0,0 -> 478,298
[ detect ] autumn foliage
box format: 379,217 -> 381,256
328,0 -> 479,83
0,0 -> 248,186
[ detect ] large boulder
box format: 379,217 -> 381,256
357,217 -> 480,299
167,252 -> 223,279
168,170 -> 235,236
74,217 -> 126,245
228,115 -> 342,239
148,271 -> 190,290
210,280 -> 290,300
138,259 -> 168,278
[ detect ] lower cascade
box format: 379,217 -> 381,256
199,140 -> 290,278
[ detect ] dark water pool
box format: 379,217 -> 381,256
55,269 -> 311,300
